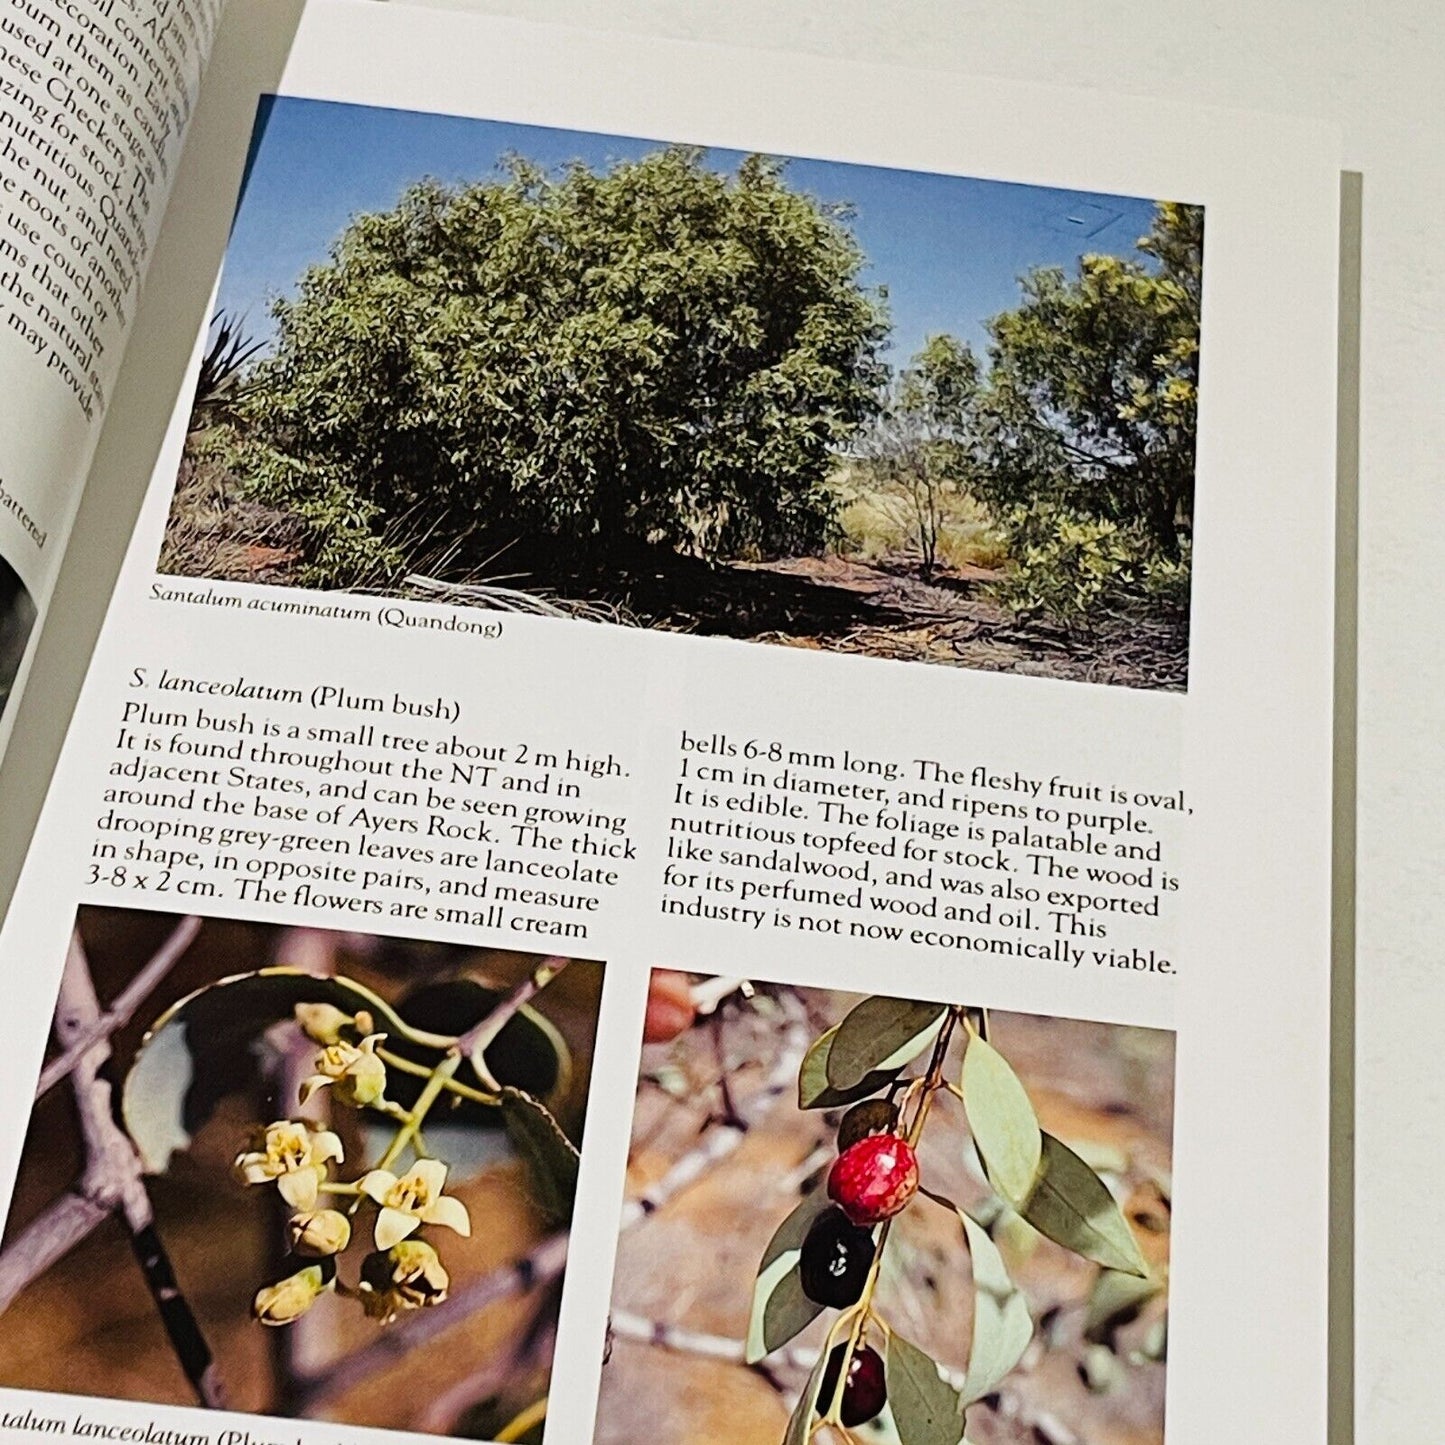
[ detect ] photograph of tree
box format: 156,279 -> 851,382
0,910 -> 604,1443
163,97 -> 1202,690
600,972 -> 1172,1445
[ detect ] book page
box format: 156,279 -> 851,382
0,0 -> 224,749
0,4 -> 1337,1444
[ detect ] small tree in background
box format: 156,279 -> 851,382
233,148 -> 889,586
863,335 -> 980,578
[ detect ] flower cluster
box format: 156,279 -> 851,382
234,1002 -> 473,1327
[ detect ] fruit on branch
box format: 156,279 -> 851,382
827,1133 -> 920,1225
819,1342 -> 888,1427
643,970 -> 697,1043
799,1206 -> 875,1307
836,1097 -> 898,1152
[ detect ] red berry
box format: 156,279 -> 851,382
827,1133 -> 919,1225
818,1343 -> 887,1427
836,1098 -> 898,1152
643,970 -> 696,1043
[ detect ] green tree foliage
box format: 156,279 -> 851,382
234,148 -> 889,585
976,202 -> 1202,561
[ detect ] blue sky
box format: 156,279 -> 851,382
218,95 -> 1165,367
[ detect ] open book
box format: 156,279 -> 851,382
0,2 -> 1340,1443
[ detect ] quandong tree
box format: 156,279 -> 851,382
234,147 -> 890,586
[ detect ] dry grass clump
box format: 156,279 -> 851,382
159,430 -> 303,583
829,464 -> 1009,572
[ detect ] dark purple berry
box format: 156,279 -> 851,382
818,1342 -> 887,1427
799,1206 -> 874,1307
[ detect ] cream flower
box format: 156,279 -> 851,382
234,1119 -> 344,1209
358,1240 -> 450,1323
287,1208 -> 352,1257
300,1033 -> 388,1109
293,1002 -> 354,1046
358,1158 -> 471,1250
253,1262 -> 332,1325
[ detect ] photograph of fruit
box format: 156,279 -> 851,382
0,908 -> 605,1443
162,95 -> 1200,691
599,973 -> 1172,1445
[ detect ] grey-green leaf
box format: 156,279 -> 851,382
886,1332 -> 966,1445
827,998 -> 948,1091
1018,1134 -> 1149,1277
784,1345 -> 832,1445
764,1268 -> 825,1363
500,1086 -> 579,1224
757,1188 -> 833,1277
798,1024 -> 900,1110
961,1035 -> 1042,1205
746,1189 -> 832,1363
959,1210 -> 1033,1403
745,1251 -> 823,1364
1084,1266 -> 1163,1341
123,968 -> 412,1174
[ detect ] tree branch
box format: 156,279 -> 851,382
4,929 -> 225,1408
294,1230 -> 572,1411
457,956 -> 570,1086
0,1191 -> 109,1315
36,915 -> 202,1100
623,996 -> 808,1226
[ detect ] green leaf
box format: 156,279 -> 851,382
1084,1266 -> 1164,1342
958,1211 -> 1032,1403
500,1087 -> 580,1224
1018,1134 -> 1149,1277
745,1253 -> 823,1365
886,1331 -> 965,1445
757,1187 -> 832,1275
783,1345 -> 831,1445
764,1268 -> 825,1363
961,1035 -> 1042,1204
798,1025 -> 900,1110
826,998 -> 948,1091
123,969 -> 413,1174
745,1189 -> 831,1363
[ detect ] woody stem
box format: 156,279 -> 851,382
375,1046 -> 500,1105
822,1007 -> 960,1428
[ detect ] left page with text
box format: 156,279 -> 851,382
0,0 -> 224,757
